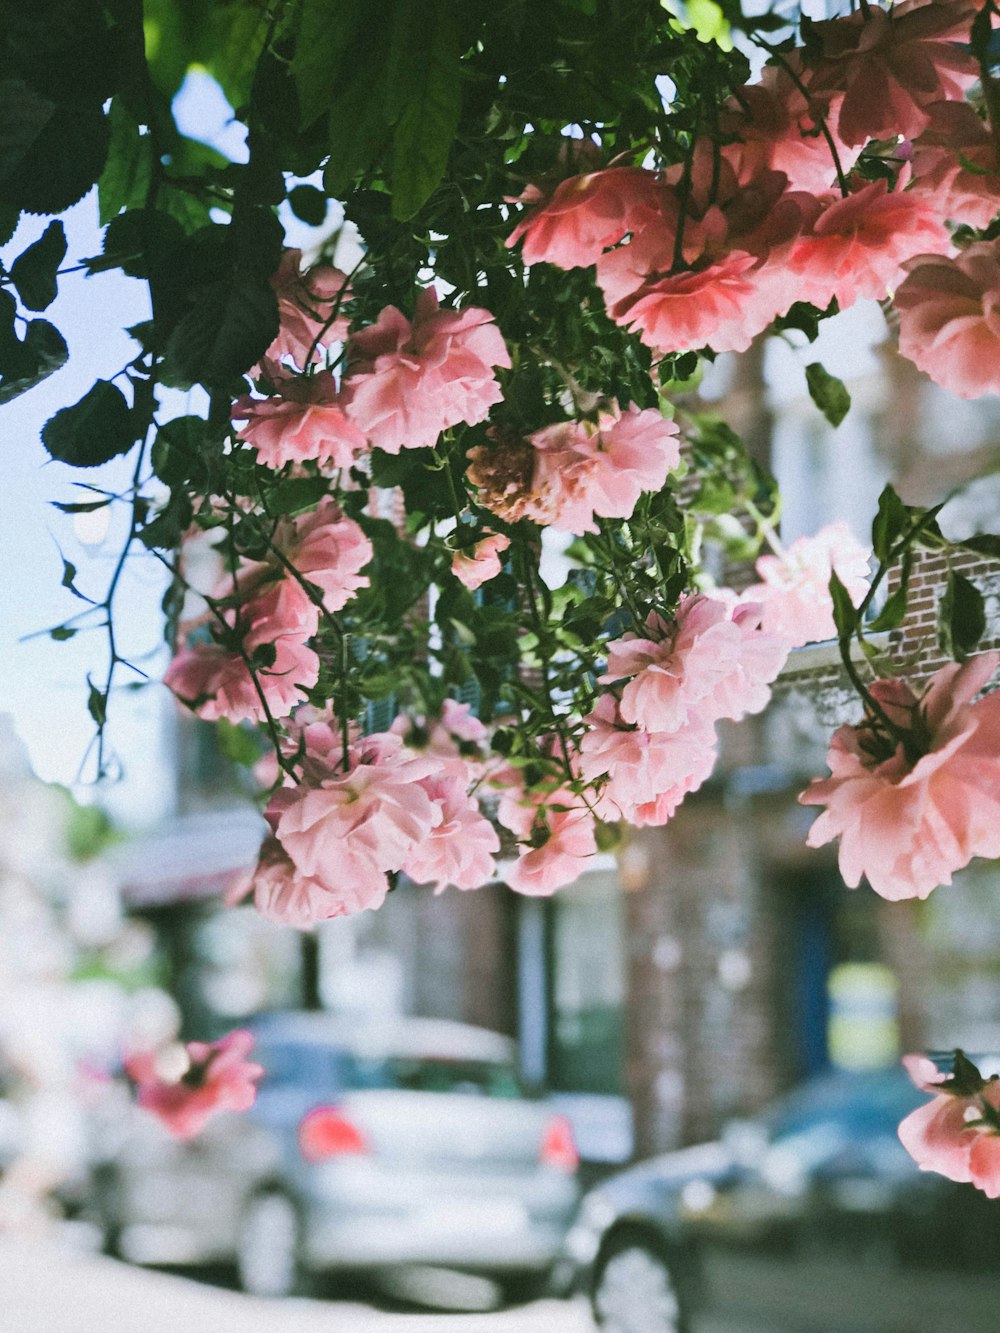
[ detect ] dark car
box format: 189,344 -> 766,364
93,1012 -> 580,1299
558,1063 -> 1000,1332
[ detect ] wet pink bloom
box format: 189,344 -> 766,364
528,405 -> 681,534
272,733 -> 443,899
894,242 -> 1000,399
267,249 -> 352,367
403,775 -> 500,890
278,498 -> 373,612
910,101 -> 1000,230
743,522 -> 872,648
787,179 -> 949,310
579,693 -> 719,819
343,288 -> 510,453
164,579 -> 320,723
899,1053 -> 1000,1194
506,166 -> 663,269
233,367 -> 367,471
452,533 -> 510,590
125,1031 -> 263,1139
801,1 -> 979,146
601,595 -> 787,733
801,652 -> 1000,900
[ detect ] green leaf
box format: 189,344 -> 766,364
3,100 -> 110,215
42,380 -> 136,468
9,220 -> 67,311
293,0 -> 367,125
805,362 -> 851,428
871,484 -> 908,564
938,570 -> 986,661
866,585 -> 908,632
0,204 -> 19,246
97,100 -> 153,225
49,625 -> 77,641
828,570 -> 858,641
265,474 -> 331,517
960,532 -> 1000,560
87,678 -> 107,728
390,0 -> 462,220
216,718 -> 263,768
287,184 -> 327,226
163,276 -> 279,390
0,317 -> 68,404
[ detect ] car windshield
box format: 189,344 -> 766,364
761,1069 -> 925,1148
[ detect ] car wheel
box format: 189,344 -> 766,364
236,1190 -> 303,1299
593,1236 -> 688,1333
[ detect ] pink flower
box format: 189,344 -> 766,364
600,595 -> 787,733
125,1031 -> 263,1139
391,699 -> 491,784
234,837 -> 387,925
272,733 -> 443,904
497,778 -> 598,895
800,652 -> 1000,900
899,1052 -> 1000,1195
452,533 -> 510,590
599,247 -> 792,356
267,249 -> 352,367
528,405 -> 681,534
233,367 -> 367,471
506,166 -> 663,269
343,288 -> 510,453
403,775 -> 500,890
579,693 -> 718,819
894,242 -> 1000,399
801,1 -> 979,147
910,101 -> 1000,230
164,579 -> 320,723
743,522 -> 871,648
278,498 -> 373,612
786,179 -> 950,311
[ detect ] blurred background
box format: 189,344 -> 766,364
3,49 -> 1000,1333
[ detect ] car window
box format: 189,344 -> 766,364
764,1071 -> 924,1147
256,1040 -> 342,1091
344,1054 -> 523,1098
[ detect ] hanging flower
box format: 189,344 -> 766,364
343,287 -> 510,453
910,101 -> 1000,231
894,241 -> 1000,399
899,1051 -> 1000,1196
125,1031 -> 263,1139
402,774 -> 500,891
229,836 -> 387,925
451,533 -> 511,590
506,165 -> 663,270
266,248 -> 352,367
233,366 -> 367,471
742,522 -> 872,648
800,652 -> 1000,900
276,497 -> 373,613
600,595 -> 788,734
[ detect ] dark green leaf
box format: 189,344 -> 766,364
163,276 -> 279,390
293,0 -> 366,124
938,570 -> 986,661
0,317 -> 68,404
288,184 -> 327,226
805,362 -> 851,428
3,102 -> 110,215
87,679 -> 107,728
828,570 -> 857,641
390,0 -> 462,220
0,204 -> 19,247
960,532 -> 1000,560
42,380 -> 136,468
265,474 -> 331,516
49,625 -> 77,641
10,221 -> 67,311
100,208 -> 185,280
871,484 -> 909,564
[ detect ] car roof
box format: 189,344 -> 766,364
248,1011 -> 517,1064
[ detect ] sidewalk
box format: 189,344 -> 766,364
0,1238 -> 595,1333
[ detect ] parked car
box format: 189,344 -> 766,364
558,1062 -> 1000,1332
92,1011 -> 580,1298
